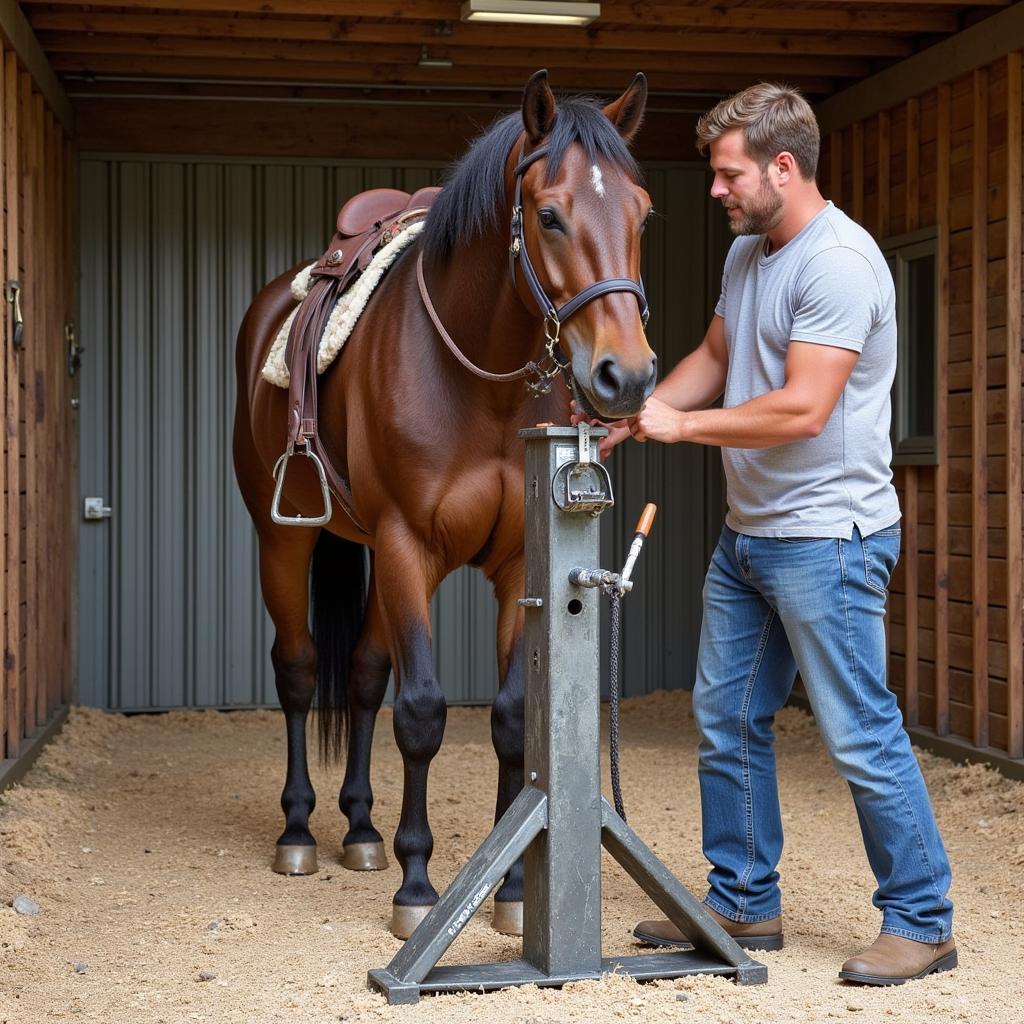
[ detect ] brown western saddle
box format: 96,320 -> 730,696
271,185 -> 441,531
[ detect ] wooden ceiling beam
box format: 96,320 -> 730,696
63,77 -> 717,116
38,32 -> 874,78
62,78 -> 532,104
22,0 -> 962,36
25,11 -> 916,58
71,93 -> 704,161
49,53 -> 838,96
802,0 -> 1004,5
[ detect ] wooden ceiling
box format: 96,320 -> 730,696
22,0 -> 1013,102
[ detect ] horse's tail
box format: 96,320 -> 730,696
311,530 -> 367,764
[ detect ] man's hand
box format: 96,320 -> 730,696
569,403 -> 631,460
627,396 -> 687,444
597,422 -> 631,460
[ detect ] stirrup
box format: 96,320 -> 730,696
270,443 -> 333,526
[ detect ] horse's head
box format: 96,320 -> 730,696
513,70 -> 657,421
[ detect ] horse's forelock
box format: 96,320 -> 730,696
422,96 -> 642,264
539,97 -> 642,187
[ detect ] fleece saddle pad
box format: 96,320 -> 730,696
261,218 -> 424,388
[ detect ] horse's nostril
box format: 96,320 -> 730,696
592,357 -> 623,402
645,357 -> 658,396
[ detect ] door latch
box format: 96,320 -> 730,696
83,497 -> 112,520
6,281 -> 23,349
66,322 -> 83,377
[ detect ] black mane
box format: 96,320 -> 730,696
422,96 -> 642,264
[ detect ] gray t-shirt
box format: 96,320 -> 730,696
714,201 -> 900,539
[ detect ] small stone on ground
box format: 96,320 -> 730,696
12,895 -> 40,915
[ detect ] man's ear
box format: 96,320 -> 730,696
773,150 -> 797,184
522,69 -> 557,144
602,73 -> 648,143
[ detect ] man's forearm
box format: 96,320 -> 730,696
676,387 -> 823,448
651,342 -> 726,413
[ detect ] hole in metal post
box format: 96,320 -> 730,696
567,599 -> 583,616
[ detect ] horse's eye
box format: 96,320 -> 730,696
640,208 -> 655,235
538,208 -> 561,231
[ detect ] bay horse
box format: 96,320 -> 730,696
232,70 -> 657,939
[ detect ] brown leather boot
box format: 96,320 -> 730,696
839,933 -> 958,985
633,906 -> 783,952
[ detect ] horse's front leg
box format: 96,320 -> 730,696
489,566 -> 527,935
374,524 -> 447,939
338,567 -> 390,871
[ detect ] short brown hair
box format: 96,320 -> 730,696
696,83 -> 820,180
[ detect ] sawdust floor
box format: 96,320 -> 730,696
1,691 -> 1022,1024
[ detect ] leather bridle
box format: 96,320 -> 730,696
417,142 -> 650,395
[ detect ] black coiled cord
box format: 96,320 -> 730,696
608,588 -> 626,822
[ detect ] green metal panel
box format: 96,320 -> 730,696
77,156 -> 725,711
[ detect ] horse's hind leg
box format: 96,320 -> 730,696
338,568 -> 390,871
259,527 -> 322,875
490,570 -> 527,935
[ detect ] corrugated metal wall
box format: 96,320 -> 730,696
77,156 -> 725,711
605,166 -> 729,697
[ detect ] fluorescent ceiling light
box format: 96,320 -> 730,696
460,1 -> 601,27
417,45 -> 454,69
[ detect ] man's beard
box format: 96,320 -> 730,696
725,175 -> 783,236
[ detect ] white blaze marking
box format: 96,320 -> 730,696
591,164 -> 605,197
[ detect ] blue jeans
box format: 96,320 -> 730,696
692,524 -> 953,942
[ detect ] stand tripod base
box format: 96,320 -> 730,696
369,950 -> 765,1005
366,788 -> 767,1005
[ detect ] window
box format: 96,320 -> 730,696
883,227 -> 939,465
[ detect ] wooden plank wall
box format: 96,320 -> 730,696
819,49 -> 1024,760
0,37 -> 75,764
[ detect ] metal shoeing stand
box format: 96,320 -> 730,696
367,426 -> 767,1004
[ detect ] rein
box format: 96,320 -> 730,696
418,142 -> 649,395
416,251 -> 569,390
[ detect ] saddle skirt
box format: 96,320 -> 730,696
262,185 -> 440,388
261,217 -> 425,388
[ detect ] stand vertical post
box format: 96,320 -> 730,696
521,427 -> 604,977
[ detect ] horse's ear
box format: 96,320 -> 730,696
522,69 -> 557,144
603,73 -> 648,143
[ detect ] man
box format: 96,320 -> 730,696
598,83 -> 956,985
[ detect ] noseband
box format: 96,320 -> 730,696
417,142 -> 650,394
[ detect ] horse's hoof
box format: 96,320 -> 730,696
391,904 -> 432,940
492,900 -> 523,936
341,841 -> 388,871
272,844 -> 318,875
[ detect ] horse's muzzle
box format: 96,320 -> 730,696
574,352 -> 657,421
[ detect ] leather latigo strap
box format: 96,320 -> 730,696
284,276 -> 334,444
282,275 -> 370,534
